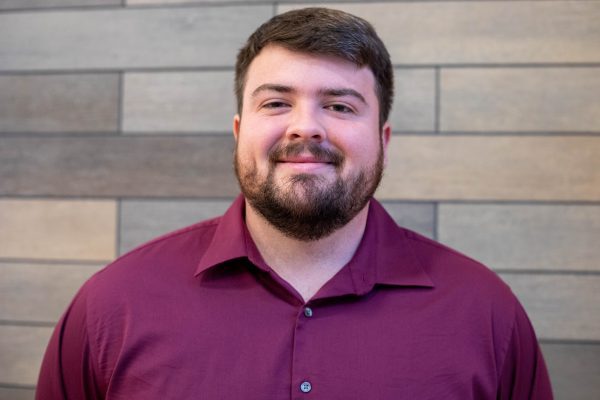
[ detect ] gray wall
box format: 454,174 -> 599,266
0,1 -> 599,399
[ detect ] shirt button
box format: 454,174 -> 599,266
304,307 -> 313,318
300,381 -> 312,393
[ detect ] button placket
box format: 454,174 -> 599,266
292,305 -> 316,398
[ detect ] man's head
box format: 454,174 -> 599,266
235,7 -> 393,127
233,8 -> 393,241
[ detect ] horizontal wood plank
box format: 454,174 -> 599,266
120,199 -> 232,254
0,0 -> 119,10
0,199 -> 116,260
379,135 -> 600,201
279,2 -> 600,64
541,342 -> 600,400
500,273 -> 600,341
0,136 -> 238,197
0,74 -> 119,133
441,68 -> 600,132
0,6 -> 272,70
380,201 -> 434,239
0,262 -> 102,323
390,68 -> 435,132
0,386 -> 35,400
0,325 -> 53,386
122,71 -> 235,133
438,204 -> 600,271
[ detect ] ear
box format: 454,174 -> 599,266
233,114 -> 241,141
381,122 -> 391,167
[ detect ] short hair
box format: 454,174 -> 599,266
235,7 -> 394,126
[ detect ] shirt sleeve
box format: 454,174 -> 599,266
35,282 -> 105,400
497,300 -> 553,400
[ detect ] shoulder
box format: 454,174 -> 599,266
403,228 -> 525,370
64,216 -> 225,376
75,216 -> 223,316
405,227 -> 515,304
101,216 -> 220,281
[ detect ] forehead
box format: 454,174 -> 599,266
243,45 -> 377,100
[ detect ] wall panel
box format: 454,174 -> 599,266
279,2 -> 600,64
438,204 -> 600,272
0,74 -> 119,133
441,68 -> 600,132
380,135 -> 600,201
0,262 -> 102,323
0,6 -> 272,71
500,274 -> 600,341
0,136 -> 238,197
0,199 -> 116,261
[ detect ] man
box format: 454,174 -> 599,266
37,8 -> 552,399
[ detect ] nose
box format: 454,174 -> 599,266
285,104 -> 326,142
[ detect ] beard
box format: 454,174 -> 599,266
234,140 -> 384,241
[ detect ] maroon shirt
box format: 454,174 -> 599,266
37,196 -> 552,399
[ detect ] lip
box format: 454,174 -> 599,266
278,155 -> 332,164
276,156 -> 333,172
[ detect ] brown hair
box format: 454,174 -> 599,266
235,7 -> 394,126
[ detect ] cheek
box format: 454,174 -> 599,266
239,118 -> 282,153
235,136 -> 273,177
331,128 -> 381,164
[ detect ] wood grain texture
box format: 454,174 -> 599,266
379,201 -> 434,239
0,0 -> 119,9
0,326 -> 53,385
0,387 -> 35,400
4,135 -> 597,200
0,136 -> 238,197
0,199 -> 116,260
0,74 -> 119,133
279,1 -> 600,64
0,6 -> 272,71
500,273 -> 600,341
390,68 -> 435,132
0,262 -> 102,323
122,71 -> 235,133
441,68 -> 600,132
126,0 -> 371,4
119,199 -> 232,254
378,135 -> 600,201
438,204 -> 600,272
541,342 -> 600,400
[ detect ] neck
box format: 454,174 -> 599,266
245,200 -> 370,302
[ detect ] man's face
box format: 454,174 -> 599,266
233,45 -> 390,241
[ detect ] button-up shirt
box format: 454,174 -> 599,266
36,195 -> 552,399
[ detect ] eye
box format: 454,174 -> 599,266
262,101 -> 289,109
325,103 -> 354,114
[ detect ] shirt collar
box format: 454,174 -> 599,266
195,195 -> 249,275
195,195 -> 434,292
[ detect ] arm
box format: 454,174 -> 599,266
497,301 -> 553,400
36,282 -> 105,400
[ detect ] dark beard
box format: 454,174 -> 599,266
235,141 -> 384,241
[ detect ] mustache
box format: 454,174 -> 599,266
268,142 -> 344,166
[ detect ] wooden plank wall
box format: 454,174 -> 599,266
0,1 -> 599,399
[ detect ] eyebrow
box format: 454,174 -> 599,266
251,84 -> 295,98
250,84 -> 367,104
318,88 -> 366,104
